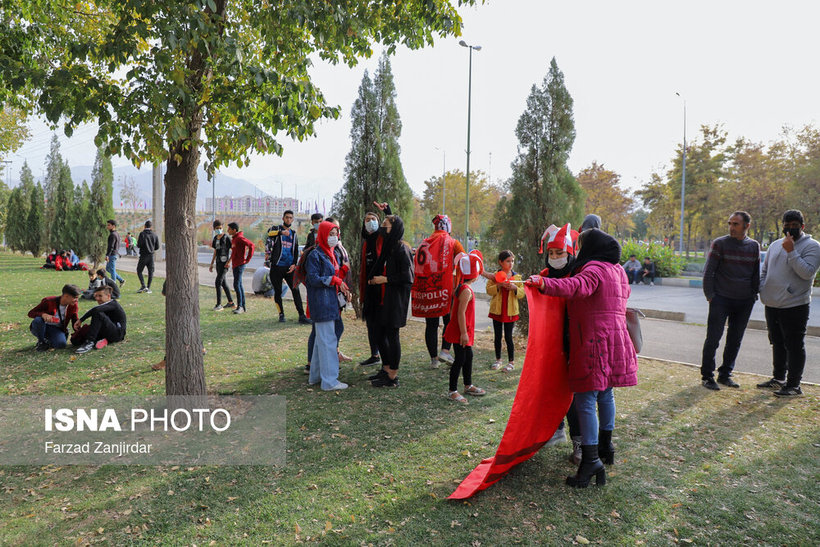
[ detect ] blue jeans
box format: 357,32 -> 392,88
574,388 -> 615,446
232,264 -> 247,309
309,320 -> 341,390
701,294 -> 755,380
106,255 -> 124,283
307,317 -> 344,363
30,317 -> 67,348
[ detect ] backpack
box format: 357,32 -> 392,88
293,245 -> 316,287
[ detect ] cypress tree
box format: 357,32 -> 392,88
5,161 -> 34,252
332,53 -> 412,315
49,160 -> 74,250
42,134 -> 63,243
86,148 -> 115,266
25,183 -> 45,257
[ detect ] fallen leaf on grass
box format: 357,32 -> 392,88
575,535 -> 590,544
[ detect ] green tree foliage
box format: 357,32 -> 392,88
5,161 -> 34,252
24,183 -> 45,256
333,54 -> 414,315
42,134 -> 63,244
420,169 -> 501,242
86,148 -> 116,266
0,107 -> 29,159
49,160 -> 74,250
492,58 -> 584,278
575,162 -> 634,237
2,1 -> 472,394
68,181 -> 92,257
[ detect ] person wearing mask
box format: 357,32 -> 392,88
358,204 -> 391,367
700,211 -> 760,390
527,228 -> 637,488
105,219 -> 126,286
27,284 -> 81,351
304,213 -> 324,249
757,209 -> 820,397
265,210 -> 309,324
411,214 -> 464,368
227,222 -> 254,314
74,285 -> 127,354
208,219 -> 235,311
136,220 -> 160,293
305,220 -> 350,391
367,215 -> 414,388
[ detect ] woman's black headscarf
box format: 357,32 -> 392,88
368,215 -> 405,278
571,228 -> 621,275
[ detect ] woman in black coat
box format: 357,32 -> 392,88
367,214 -> 414,388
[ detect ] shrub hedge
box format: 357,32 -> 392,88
620,239 -> 686,278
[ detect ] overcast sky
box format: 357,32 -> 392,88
9,0 -> 820,205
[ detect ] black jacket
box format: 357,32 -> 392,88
81,299 -> 127,338
137,229 -> 160,256
106,230 -> 121,257
103,277 -> 121,299
305,228 -> 317,251
379,243 -> 414,328
265,225 -> 299,267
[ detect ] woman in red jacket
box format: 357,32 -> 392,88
527,229 -> 637,488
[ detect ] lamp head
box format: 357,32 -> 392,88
473,45 -> 482,51
459,40 -> 467,47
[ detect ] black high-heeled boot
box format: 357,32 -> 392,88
598,429 -> 615,465
565,445 -> 606,488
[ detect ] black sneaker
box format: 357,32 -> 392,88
359,355 -> 381,367
774,386 -> 802,397
702,378 -> 720,391
371,375 -> 399,388
119,278 -> 126,287
35,340 -> 50,352
368,369 -> 388,381
303,364 -> 310,375
279,313 -> 286,323
75,341 -> 95,354
717,376 -> 740,388
756,378 -> 785,389
298,315 -> 313,325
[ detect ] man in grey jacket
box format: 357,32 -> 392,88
757,209 -> 820,397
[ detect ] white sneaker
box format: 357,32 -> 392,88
650,282 -> 655,286
430,358 -> 440,369
213,305 -> 224,311
438,350 -> 454,364
326,382 -> 348,391
544,427 -> 567,447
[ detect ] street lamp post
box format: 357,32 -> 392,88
434,147 -> 446,213
676,92 -> 686,255
459,40 -> 481,246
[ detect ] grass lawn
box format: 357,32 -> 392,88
1,253 -> 818,545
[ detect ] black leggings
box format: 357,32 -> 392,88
493,320 -> 515,362
425,314 -> 452,358
365,314 -> 380,357
558,397 -> 581,437
449,343 -> 473,392
214,262 -> 232,305
376,324 -> 401,371
136,256 -> 155,289
270,265 -> 305,316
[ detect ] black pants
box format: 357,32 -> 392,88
639,271 -> 655,284
270,265 -> 305,317
449,343 -> 473,392
425,314 -> 452,358
558,397 -> 581,436
214,261 -> 232,306
137,255 -> 155,288
765,304 -> 810,387
374,322 -> 401,370
365,314 -> 380,357
701,294 -> 755,380
493,320 -> 515,362
86,310 -> 124,344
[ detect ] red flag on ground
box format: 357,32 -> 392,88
448,286 -> 572,499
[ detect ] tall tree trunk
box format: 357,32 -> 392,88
164,142 -> 206,396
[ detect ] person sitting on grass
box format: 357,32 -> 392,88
27,284 -> 81,351
97,269 -> 121,299
74,285 -> 127,354
81,270 -> 105,300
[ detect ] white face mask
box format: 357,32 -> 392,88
365,219 -> 379,234
327,236 -> 339,247
214,229 -> 223,235
548,256 -> 568,270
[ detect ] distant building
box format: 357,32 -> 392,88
205,195 -> 300,215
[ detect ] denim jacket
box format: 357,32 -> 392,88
305,248 -> 341,323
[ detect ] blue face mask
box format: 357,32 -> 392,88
214,229 -> 223,235
366,219 -> 379,234
313,223 -> 320,231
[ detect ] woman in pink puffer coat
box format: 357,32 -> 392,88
527,228 -> 638,488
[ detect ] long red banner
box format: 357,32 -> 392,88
448,287 -> 572,499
